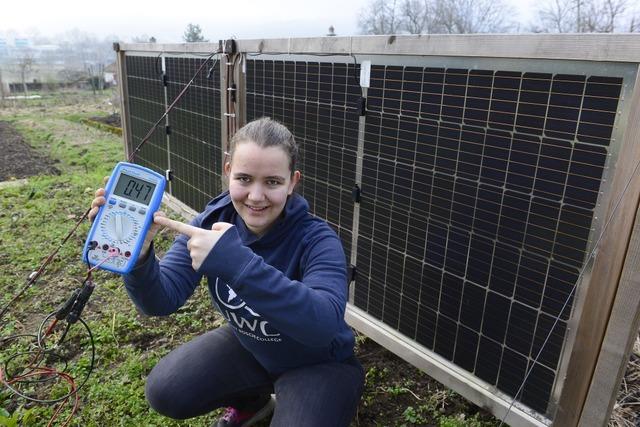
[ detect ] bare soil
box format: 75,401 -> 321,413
90,113 -> 121,128
0,121 -> 59,181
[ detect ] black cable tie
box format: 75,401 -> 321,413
358,97 -> 367,116
162,73 -> 168,86
350,265 -> 357,283
352,184 -> 361,203
165,169 -> 173,182
165,125 -> 171,135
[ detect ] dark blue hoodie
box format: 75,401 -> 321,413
123,191 -> 355,375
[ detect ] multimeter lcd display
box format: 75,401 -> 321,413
112,173 -> 157,205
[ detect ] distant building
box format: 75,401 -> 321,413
104,62 -> 117,86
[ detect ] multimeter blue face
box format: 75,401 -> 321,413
84,162 -> 166,274
112,174 -> 157,206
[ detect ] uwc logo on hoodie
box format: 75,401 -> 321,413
214,278 -> 282,342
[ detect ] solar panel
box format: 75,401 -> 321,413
165,56 -> 223,210
124,55 -> 167,173
355,64 -> 622,414
245,58 -> 360,260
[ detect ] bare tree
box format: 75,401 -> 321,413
434,0 -> 516,33
17,50 -> 35,96
358,0 -> 516,34
400,0 -> 437,33
533,0 -> 640,32
358,0 -> 402,34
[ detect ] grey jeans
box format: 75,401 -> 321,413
145,324 -> 365,427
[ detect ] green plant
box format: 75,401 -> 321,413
402,405 -> 428,425
0,406 -> 36,427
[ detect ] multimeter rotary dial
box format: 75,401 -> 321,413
99,211 -> 140,245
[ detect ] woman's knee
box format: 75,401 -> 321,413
144,364 -> 193,419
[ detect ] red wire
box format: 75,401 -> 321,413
0,365 -> 79,426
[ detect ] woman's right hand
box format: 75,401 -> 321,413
88,177 -> 165,261
88,175 -> 110,223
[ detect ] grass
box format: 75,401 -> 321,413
0,97 -> 223,426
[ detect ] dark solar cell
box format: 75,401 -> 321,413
545,74 -> 585,140
402,67 -> 423,117
460,281 -> 486,330
416,303 -> 437,349
498,348 -> 528,397
514,252 -> 549,309
505,302 -> 537,356
489,243 -> 520,297
454,325 -> 480,372
467,235 -> 494,287
439,273 -> 463,320
421,67 -> 444,120
422,263 -> 443,312
435,315 -> 457,361
522,363 -> 555,413
443,69 -> 467,124
458,125 -> 484,180
482,291 -> 511,343
476,336 -> 502,385
533,313 -> 567,370
451,178 -> 477,231
481,129 -> 510,187
464,70 -> 492,127
489,71 -> 521,131
436,123 -> 460,174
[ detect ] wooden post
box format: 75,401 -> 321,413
114,44 -> 132,160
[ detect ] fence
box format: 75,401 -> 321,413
114,34 -> 640,427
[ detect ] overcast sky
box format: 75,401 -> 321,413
2,0 -> 538,43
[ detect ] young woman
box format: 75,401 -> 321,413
90,117 -> 364,427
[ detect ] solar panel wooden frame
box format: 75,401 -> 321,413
114,35 -> 640,427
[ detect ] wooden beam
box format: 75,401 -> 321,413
120,34 -> 640,63
115,48 -> 132,160
554,67 -> 640,426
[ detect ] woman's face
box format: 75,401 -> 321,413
225,140 -> 300,236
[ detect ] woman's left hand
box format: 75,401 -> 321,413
153,216 -> 234,270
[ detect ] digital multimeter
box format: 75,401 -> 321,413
83,162 -> 166,274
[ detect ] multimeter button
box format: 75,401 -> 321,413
138,208 -> 146,215
119,202 -> 126,208
102,244 -> 109,250
128,205 -> 136,211
124,251 -> 131,258
108,199 -> 116,205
